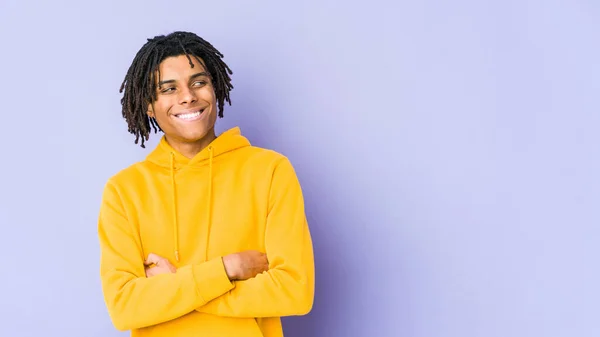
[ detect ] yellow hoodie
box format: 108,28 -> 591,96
97,127 -> 315,337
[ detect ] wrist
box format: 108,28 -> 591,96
222,254 -> 238,280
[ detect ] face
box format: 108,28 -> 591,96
147,55 -> 217,151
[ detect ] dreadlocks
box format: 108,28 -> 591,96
119,31 -> 233,148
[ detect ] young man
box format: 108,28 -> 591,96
97,31 -> 315,337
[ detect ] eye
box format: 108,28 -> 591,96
193,80 -> 207,87
161,87 -> 175,93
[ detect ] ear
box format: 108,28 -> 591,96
147,103 -> 155,118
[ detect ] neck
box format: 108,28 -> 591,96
166,129 -> 217,159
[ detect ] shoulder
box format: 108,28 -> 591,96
237,145 -> 296,171
241,147 -> 302,190
102,161 -> 148,193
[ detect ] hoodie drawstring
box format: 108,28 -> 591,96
205,146 -> 214,260
170,152 -> 180,262
169,147 -> 214,263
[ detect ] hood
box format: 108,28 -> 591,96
146,126 -> 251,170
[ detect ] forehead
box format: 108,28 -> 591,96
157,55 -> 207,79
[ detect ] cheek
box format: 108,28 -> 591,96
151,103 -> 174,129
153,101 -> 172,118
200,86 -> 217,103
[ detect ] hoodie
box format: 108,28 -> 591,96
97,127 -> 315,337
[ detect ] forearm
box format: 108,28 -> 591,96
195,266 -> 313,317
102,257 -> 234,330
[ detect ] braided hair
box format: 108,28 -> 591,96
119,31 -> 233,148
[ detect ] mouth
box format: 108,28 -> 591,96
173,108 -> 207,121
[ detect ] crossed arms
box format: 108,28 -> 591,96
98,158 -> 315,331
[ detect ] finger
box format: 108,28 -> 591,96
145,253 -> 162,266
257,263 -> 268,273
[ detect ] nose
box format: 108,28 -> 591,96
178,86 -> 197,105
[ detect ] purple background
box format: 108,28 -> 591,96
0,1 -> 598,336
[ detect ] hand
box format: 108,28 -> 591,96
223,250 -> 269,281
144,253 -> 177,278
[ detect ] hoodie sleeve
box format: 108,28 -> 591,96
98,179 -> 235,331
196,157 -> 315,318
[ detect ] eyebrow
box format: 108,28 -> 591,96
158,72 -> 209,87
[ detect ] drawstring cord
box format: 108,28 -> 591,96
170,152 -> 180,262
205,146 -> 214,260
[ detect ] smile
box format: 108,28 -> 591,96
173,108 -> 206,121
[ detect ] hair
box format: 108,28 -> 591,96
119,31 -> 233,148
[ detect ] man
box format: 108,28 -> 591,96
97,31 -> 315,337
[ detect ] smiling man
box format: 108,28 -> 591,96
97,31 -> 314,337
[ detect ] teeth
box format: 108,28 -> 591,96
176,111 -> 201,119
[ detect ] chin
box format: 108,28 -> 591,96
180,130 -> 213,142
